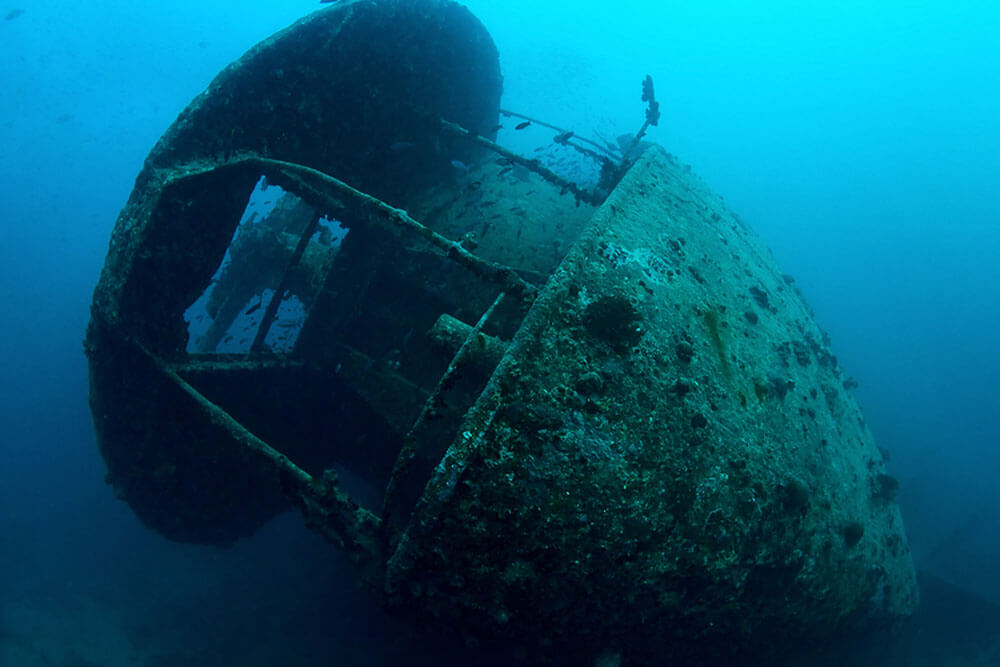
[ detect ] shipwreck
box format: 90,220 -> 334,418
85,0 -> 918,664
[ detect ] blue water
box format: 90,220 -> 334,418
1,1 -> 997,665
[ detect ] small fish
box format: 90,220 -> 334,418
554,130 -> 574,143
319,0 -> 340,3
515,121 -> 531,130
4,8 -> 24,21
450,159 -> 469,173
495,157 -> 513,166
466,181 -> 482,191
498,166 -> 513,177
244,300 -> 262,315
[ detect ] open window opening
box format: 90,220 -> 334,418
167,168 -> 533,519
184,176 -> 346,355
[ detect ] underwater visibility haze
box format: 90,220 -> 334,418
1,1 -> 998,665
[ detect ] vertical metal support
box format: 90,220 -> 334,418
250,213 -> 323,353
381,290 -> 508,537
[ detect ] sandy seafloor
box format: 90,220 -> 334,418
0,513 -> 505,667
3,513 -> 1000,667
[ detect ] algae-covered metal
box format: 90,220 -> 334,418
386,147 -> 919,663
85,0 -> 918,664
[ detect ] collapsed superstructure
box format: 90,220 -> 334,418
85,0 -> 918,664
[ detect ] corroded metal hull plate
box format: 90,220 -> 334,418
385,146 -> 918,662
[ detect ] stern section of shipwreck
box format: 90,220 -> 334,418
85,1 -> 918,664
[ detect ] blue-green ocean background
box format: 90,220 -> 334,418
1,1 -> 997,664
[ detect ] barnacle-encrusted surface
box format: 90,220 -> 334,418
386,146 -> 918,664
